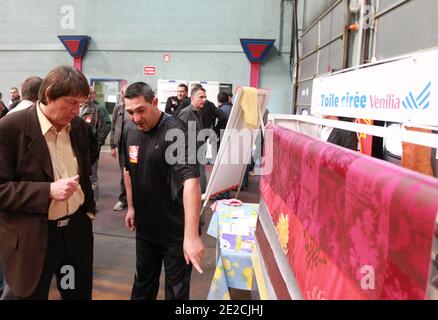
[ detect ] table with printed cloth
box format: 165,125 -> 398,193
207,202 -> 259,300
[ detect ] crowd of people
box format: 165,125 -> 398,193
0,63 -> 362,300
0,65 -> 236,300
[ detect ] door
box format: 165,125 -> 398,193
90,78 -> 127,114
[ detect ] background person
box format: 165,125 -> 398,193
165,83 -> 189,116
80,86 -> 111,208
7,76 -> 43,114
0,92 -> 7,118
110,85 -> 129,211
7,87 -> 21,110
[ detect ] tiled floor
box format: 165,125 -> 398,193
50,151 -> 260,300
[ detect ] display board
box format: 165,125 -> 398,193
202,87 -> 270,208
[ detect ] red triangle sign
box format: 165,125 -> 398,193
240,39 -> 275,63
64,40 -> 80,55
248,44 -> 268,59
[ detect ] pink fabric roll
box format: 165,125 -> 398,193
259,124 -> 438,299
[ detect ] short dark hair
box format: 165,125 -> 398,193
217,91 -> 229,104
38,66 -> 89,105
21,76 -> 43,102
124,82 -> 155,103
177,83 -> 188,92
191,86 -> 205,97
10,87 -> 18,91
191,83 -> 203,90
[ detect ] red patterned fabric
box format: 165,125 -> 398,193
260,124 -> 438,300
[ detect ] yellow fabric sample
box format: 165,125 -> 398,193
240,87 -> 259,129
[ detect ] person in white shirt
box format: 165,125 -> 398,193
7,77 -> 43,115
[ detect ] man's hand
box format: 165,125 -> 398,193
110,148 -> 117,158
125,207 -> 136,231
184,235 -> 204,274
50,175 -> 80,201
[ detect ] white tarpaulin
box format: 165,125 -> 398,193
203,87 -> 270,206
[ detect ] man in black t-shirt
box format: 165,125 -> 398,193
123,82 -> 203,300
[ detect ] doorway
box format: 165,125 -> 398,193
90,78 -> 127,114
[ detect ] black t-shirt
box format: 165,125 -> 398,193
124,113 -> 199,245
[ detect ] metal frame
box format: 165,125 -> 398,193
269,114 -> 438,149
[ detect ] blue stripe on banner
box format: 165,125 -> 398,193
418,92 -> 430,108
416,81 -> 431,101
409,92 -> 418,109
405,96 -> 414,109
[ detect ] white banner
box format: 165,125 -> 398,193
311,49 -> 438,126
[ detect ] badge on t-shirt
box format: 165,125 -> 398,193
129,145 -> 139,164
84,115 -> 93,123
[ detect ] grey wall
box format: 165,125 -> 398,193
0,0 -> 292,113
302,0 -> 339,29
374,0 -> 438,59
295,0 -> 345,114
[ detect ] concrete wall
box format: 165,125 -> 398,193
0,0 -> 292,113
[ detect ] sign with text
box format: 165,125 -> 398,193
143,65 -> 157,76
311,48 -> 438,126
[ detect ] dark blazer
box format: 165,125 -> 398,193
199,100 -> 226,130
0,105 -> 95,297
165,96 -> 190,116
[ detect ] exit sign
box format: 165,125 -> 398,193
143,65 -> 157,76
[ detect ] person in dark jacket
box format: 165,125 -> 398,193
321,116 -> 358,151
0,92 -> 7,119
80,87 -> 110,206
110,85 -> 129,211
7,87 -> 20,110
165,83 -> 190,116
214,91 -> 232,145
